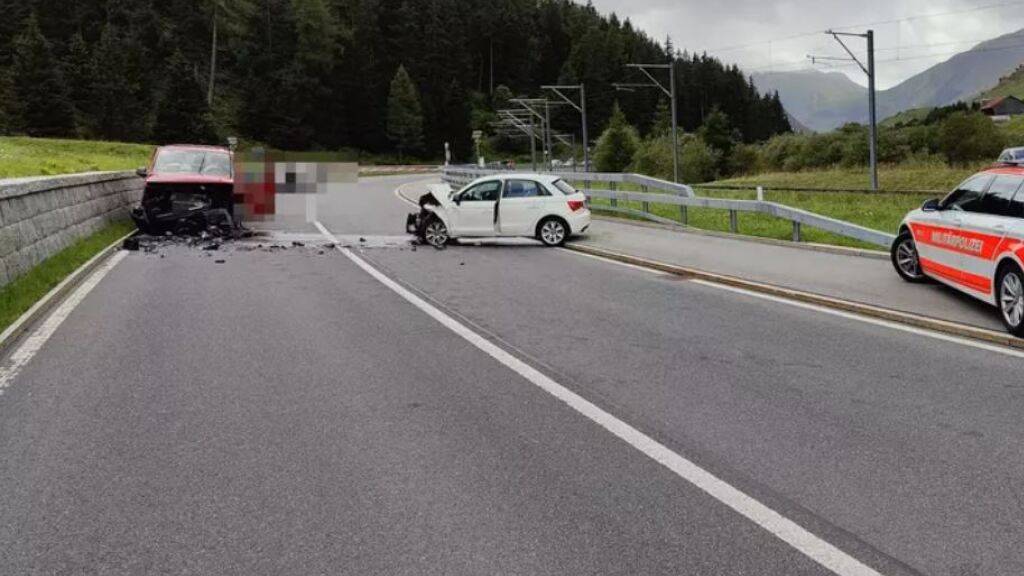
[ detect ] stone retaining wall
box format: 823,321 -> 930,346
0,171 -> 142,285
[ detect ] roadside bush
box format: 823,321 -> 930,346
759,133 -> 804,171
680,136 -> 720,183
630,132 -> 675,181
726,142 -> 761,176
938,111 -> 1004,165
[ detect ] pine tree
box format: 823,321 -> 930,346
152,50 -> 219,144
651,98 -> 671,137
91,23 -> 150,141
63,32 -> 96,136
594,102 -> 639,172
387,65 -> 424,160
10,14 -> 76,137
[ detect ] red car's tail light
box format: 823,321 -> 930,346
568,199 -> 585,212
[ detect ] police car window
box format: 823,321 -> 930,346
1009,186 -> 1024,219
502,180 -> 549,198
942,175 -> 993,212
460,181 -> 501,202
978,175 -> 1024,216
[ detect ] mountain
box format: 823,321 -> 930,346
752,28 -> 1024,131
751,70 -> 865,132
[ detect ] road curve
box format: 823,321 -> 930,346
0,174 -> 1021,575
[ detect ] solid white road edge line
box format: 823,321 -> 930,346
558,246 -> 664,275
0,250 -> 127,395
314,220 -> 884,576
688,279 -> 1024,360
559,246 -> 1024,360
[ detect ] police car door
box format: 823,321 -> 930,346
955,174 -> 1024,298
915,174 -> 993,290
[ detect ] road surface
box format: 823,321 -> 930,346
0,174 -> 1021,575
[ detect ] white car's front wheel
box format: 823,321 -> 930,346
537,217 -> 568,247
422,217 -> 450,248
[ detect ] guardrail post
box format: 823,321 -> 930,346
641,185 -> 649,213
610,181 -> 617,208
792,221 -> 802,243
680,205 -> 687,225
729,210 -> 738,233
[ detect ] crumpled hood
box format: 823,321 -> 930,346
420,183 -> 454,208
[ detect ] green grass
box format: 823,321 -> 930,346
979,67 -> 1024,102
0,220 -> 134,333
0,137 -> 155,179
711,162 -> 982,192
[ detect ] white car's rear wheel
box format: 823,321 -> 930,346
422,217 -> 449,248
998,264 -> 1024,337
537,217 -> 568,247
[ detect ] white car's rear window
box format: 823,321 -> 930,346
553,179 -> 577,196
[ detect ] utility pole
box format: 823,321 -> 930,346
614,62 -> 679,182
812,29 -> 878,190
529,114 -> 537,171
542,85 -> 589,172
544,100 -> 553,170
208,0 -> 219,106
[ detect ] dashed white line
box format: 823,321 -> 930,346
315,219 -> 885,576
0,250 -> 127,395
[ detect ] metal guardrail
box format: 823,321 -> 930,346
442,166 -> 896,248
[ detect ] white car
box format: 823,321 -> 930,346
407,173 -> 591,248
891,163 -> 1024,335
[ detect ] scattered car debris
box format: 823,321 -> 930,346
122,237 -> 140,251
214,259 -> 226,264
292,241 -> 305,247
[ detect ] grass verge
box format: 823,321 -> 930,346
0,220 -> 134,333
0,137 -> 154,179
710,163 -> 982,192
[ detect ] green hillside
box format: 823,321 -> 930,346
979,66 -> 1024,101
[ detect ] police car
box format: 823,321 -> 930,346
892,148 -> 1024,335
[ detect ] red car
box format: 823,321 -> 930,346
132,145 -> 237,235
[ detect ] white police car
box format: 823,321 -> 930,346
407,174 -> 591,248
892,153 -> 1024,335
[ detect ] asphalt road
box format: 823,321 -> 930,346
0,174 -> 1022,575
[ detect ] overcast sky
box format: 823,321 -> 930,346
586,0 -> 1024,89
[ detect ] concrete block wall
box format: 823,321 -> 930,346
0,171 -> 143,286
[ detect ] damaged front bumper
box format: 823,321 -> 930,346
131,182 -> 238,236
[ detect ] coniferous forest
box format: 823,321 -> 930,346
0,0 -> 791,160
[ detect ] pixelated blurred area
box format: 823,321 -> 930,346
234,150 -> 358,223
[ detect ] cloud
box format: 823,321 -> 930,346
586,0 -> 1024,88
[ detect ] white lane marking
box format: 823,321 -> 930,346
394,180 -> 434,208
0,250 -> 127,395
559,246 -> 664,275
315,220 -> 884,576
689,279 -> 1024,360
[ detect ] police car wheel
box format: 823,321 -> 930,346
997,264 -> 1024,337
891,231 -> 927,283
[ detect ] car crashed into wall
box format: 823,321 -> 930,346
406,174 -> 591,248
131,145 -> 238,236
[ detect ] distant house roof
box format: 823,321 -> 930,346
982,96 -> 1009,111
981,95 -> 1024,111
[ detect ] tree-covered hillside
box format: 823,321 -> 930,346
0,0 -> 790,159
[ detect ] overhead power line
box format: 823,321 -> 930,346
705,0 -> 1024,54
